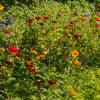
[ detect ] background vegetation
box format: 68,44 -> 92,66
0,0 -> 100,100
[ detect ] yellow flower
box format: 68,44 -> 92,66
0,48 -> 5,53
72,49 -> 79,58
0,4 -> 4,12
74,60 -> 81,66
15,83 -> 20,89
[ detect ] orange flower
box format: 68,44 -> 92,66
3,28 -> 11,34
74,60 -> 81,66
70,89 -> 77,96
72,49 -> 79,58
39,54 -> 46,60
96,17 -> 100,21
30,50 -> 38,54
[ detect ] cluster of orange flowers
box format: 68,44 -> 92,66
72,49 -> 81,66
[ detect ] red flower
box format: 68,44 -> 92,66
7,45 -> 19,54
27,19 -> 33,24
95,24 -> 100,28
74,34 -> 81,40
6,61 -> 14,65
35,16 -> 41,20
95,21 -> 100,28
69,21 -> 74,26
27,64 -> 37,73
43,16 -> 49,20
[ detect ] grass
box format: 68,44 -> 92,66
0,0 -> 100,100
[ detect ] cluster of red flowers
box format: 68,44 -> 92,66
63,20 -> 81,40
95,17 -> 100,28
7,45 -> 19,55
26,60 -> 37,73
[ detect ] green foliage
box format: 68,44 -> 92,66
0,0 -> 100,99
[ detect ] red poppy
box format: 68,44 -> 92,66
43,16 -> 49,20
35,16 -> 41,20
27,19 -> 33,24
7,45 -> 19,54
74,34 -> 81,40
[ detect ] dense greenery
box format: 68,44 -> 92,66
0,0 -> 100,100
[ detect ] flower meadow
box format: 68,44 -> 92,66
0,0 -> 100,100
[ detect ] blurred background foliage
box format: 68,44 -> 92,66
0,0 -> 100,6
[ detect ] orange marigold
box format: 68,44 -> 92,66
39,54 -> 46,60
72,49 -> 79,58
74,60 -> 81,66
70,89 -> 78,96
96,17 -> 100,21
30,50 -> 38,54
